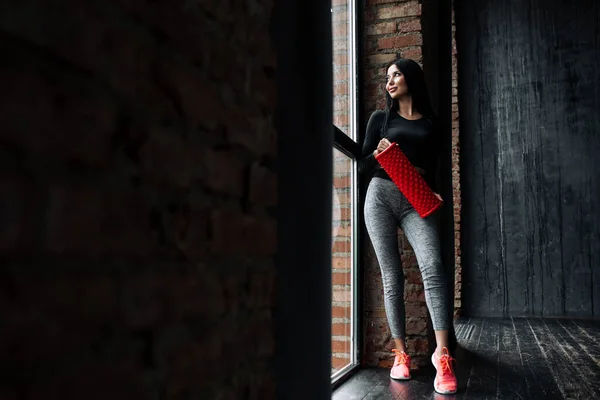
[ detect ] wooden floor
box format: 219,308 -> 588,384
333,317 -> 600,399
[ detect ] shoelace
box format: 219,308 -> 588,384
391,349 -> 409,366
438,349 -> 456,376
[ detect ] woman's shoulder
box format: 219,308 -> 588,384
368,109 -> 386,123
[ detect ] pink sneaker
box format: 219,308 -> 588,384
431,347 -> 457,394
390,349 -> 411,380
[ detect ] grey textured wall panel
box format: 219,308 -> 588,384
456,0 -> 600,317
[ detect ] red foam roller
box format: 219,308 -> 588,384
375,142 -> 442,218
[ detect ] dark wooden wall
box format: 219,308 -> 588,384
456,0 -> 600,317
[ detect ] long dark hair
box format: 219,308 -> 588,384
380,58 -> 435,137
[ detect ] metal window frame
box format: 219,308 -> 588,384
330,0 -> 365,386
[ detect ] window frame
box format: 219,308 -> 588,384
330,0 -> 364,385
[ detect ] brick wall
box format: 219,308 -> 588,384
362,0 -> 431,369
451,4 -> 462,317
0,1 -> 277,398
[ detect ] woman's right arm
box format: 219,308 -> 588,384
358,110 -> 385,176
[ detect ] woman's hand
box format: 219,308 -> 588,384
373,138 -> 392,157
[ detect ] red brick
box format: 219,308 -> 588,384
334,114 -> 350,128
367,309 -> 388,319
334,82 -> 349,96
398,18 -> 422,33
332,256 -> 351,269
332,9 -> 348,22
364,66 -> 387,82
0,178 -> 39,253
334,96 -> 349,113
332,323 -> 351,336
333,38 -> 348,52
202,147 -> 247,195
333,21 -> 349,36
405,268 -> 423,285
228,109 -> 273,156
402,47 -> 422,61
334,65 -> 349,81
406,337 -> 429,354
332,239 -> 350,253
153,57 -> 224,130
401,252 -> 418,267
249,163 -> 277,206
332,339 -> 350,353
365,83 -> 384,98
245,270 -> 277,310
377,358 -> 394,368
333,272 -> 351,285
378,34 -> 422,50
44,186 -> 152,256
367,22 -> 397,36
138,128 -> 194,188
135,5 -> 214,65
333,175 -> 351,188
376,2 -> 421,19
334,53 -> 349,66
243,216 -> 277,256
333,224 -> 352,238
332,306 -> 351,318
367,53 -> 398,66
210,209 -> 275,256
406,318 -> 428,335
169,266 -> 227,319
333,189 -> 350,206
332,202 -> 345,221
166,206 -> 210,260
0,57 -> 117,165
404,287 -> 426,302
333,290 -> 351,302
405,302 -> 428,318
119,269 -> 173,328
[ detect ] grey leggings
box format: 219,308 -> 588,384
364,177 -> 449,339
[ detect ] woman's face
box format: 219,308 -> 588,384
386,64 -> 408,99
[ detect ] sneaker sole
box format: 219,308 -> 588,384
390,372 -> 411,380
433,383 -> 457,395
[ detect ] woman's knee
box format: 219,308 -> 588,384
381,274 -> 404,294
420,261 -> 446,285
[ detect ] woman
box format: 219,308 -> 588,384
359,58 -> 457,395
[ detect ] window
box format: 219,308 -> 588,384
331,148 -> 356,378
332,0 -> 357,141
331,0 -> 360,383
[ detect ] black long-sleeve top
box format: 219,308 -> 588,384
358,110 -> 440,191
